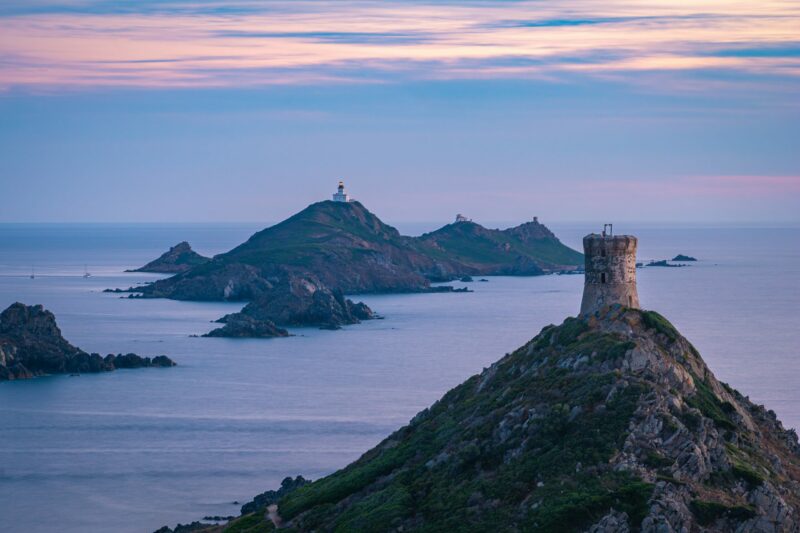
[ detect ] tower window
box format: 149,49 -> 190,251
601,273 -> 606,283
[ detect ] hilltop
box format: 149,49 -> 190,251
415,218 -> 583,276
128,241 -> 209,274
169,306 -> 800,531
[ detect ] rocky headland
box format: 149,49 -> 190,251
112,201 -> 581,337
128,241 -> 210,273
166,306 -> 800,532
0,302 -> 175,381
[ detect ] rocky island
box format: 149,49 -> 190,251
116,193 -> 582,337
0,302 -> 175,381
205,274 -> 375,338
647,260 -> 688,268
128,241 -> 210,273
156,230 -> 799,532
672,254 -> 698,262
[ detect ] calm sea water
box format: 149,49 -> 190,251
0,223 -> 798,533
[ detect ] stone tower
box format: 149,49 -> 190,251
580,225 -> 639,315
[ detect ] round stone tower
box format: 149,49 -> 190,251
580,226 -> 639,315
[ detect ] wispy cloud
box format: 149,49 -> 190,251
1,1 -> 799,90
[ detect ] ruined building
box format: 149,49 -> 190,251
580,224 -> 640,315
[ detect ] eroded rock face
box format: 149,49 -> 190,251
268,307 -> 799,532
0,303 -> 175,381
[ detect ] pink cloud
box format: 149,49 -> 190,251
1,1 -> 800,90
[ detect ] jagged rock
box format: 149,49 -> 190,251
262,307 -> 799,531
589,509 -> 631,532
128,241 -> 209,274
208,274 -> 376,337
0,303 -> 175,381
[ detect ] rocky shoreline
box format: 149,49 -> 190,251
0,303 -> 175,381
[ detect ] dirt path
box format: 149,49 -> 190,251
267,504 -> 283,528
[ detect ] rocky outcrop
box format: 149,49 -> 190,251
259,307 -> 800,531
240,476 -> 310,515
672,254 -> 698,262
205,274 -> 376,337
204,315 -> 289,339
0,303 -> 175,381
128,241 -> 209,274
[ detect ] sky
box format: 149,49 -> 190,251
1,0 -> 798,225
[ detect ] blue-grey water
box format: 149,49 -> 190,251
0,223 -> 798,533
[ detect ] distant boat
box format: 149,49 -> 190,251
30,266 -> 35,279
83,265 -> 92,278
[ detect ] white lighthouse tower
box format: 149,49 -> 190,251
332,180 -> 350,202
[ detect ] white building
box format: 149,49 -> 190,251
332,180 -> 350,202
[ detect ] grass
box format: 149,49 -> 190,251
685,374 -> 737,431
640,311 -> 679,342
690,500 -> 756,526
279,318 -> 653,531
223,512 -> 275,533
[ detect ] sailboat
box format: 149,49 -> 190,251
30,266 -> 35,279
83,265 -> 91,278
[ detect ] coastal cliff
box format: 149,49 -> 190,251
169,306 -> 800,531
0,303 -> 175,380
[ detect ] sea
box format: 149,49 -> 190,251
0,223 -> 798,533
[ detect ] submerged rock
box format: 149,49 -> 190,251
0,303 -> 175,381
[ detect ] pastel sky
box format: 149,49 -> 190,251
1,0 -> 798,224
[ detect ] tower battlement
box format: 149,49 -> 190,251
580,229 -> 639,315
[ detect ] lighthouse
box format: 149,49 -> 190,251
332,180 -> 350,203
580,224 -> 640,315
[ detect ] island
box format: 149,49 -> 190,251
0,302 -> 175,381
672,254 -> 698,262
646,260 -> 687,268
115,196 -> 583,337
127,241 -> 210,274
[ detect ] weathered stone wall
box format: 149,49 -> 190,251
580,234 -> 639,315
